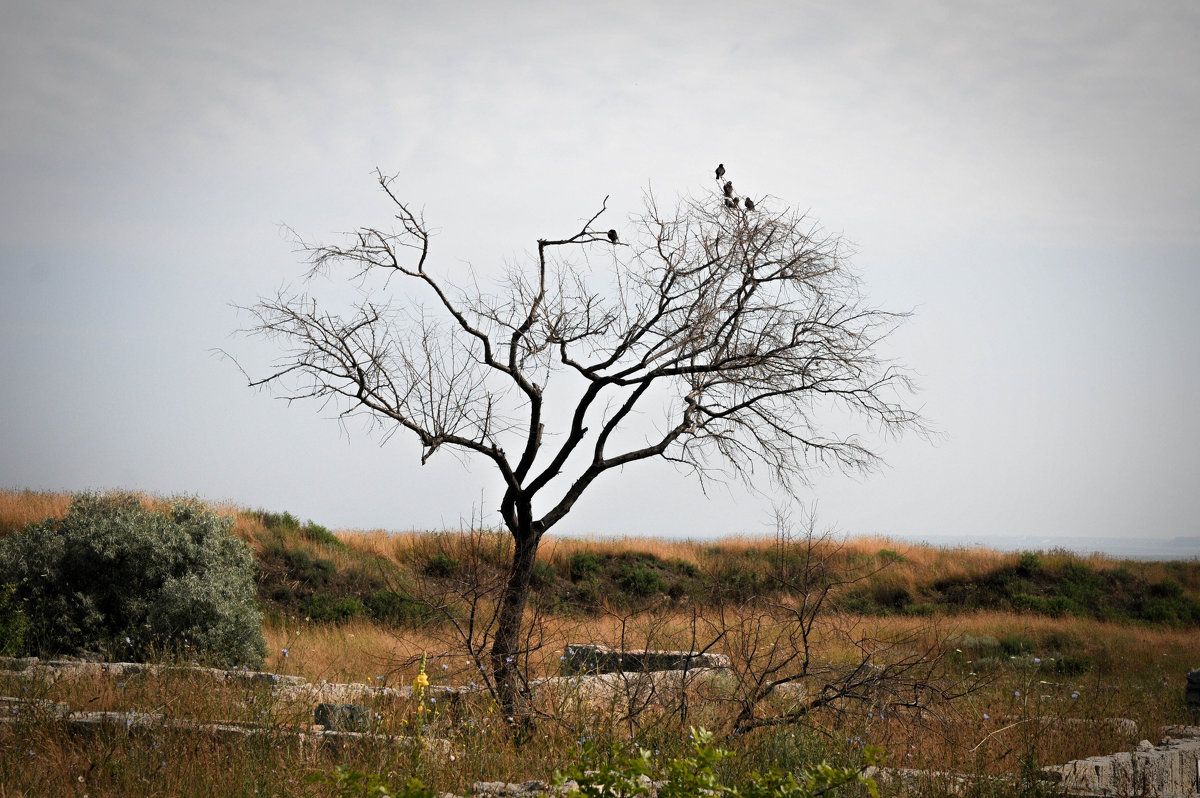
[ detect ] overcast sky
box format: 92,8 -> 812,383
2,1 -> 1198,553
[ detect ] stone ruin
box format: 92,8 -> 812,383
1041,727 -> 1200,797
6,653 -> 1200,795
559,643 -> 729,675
870,669 -> 1200,797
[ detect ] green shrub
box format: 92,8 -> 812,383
308,765 -> 434,798
1006,593 -> 1041,617
531,559 -> 558,589
1136,595 -> 1200,625
364,589 -> 433,626
1111,566 -> 1137,585
1012,592 -> 1076,618
423,552 -> 460,577
834,586 -> 879,616
714,570 -> 771,603
1060,561 -> 1099,585
301,521 -> 343,548
1046,595 -> 1080,617
257,509 -> 341,547
0,493 -> 265,667
1149,577 -> 1185,599
906,602 -> 939,616
335,563 -> 387,594
668,557 -> 699,578
572,580 -> 604,607
998,635 -> 1034,656
557,727 -> 877,798
843,551 -> 873,566
0,583 -> 26,657
1058,561 -> 1102,607
301,593 -> 365,622
264,543 -> 337,587
618,563 -> 668,597
1016,551 -> 1042,577
1047,653 -> 1092,676
257,509 -> 300,531
569,552 -> 603,582
869,577 -> 912,611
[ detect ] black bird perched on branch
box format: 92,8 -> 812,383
723,181 -> 734,197
715,163 -> 725,180
743,197 -> 755,211
725,197 -> 739,209
607,229 -> 619,244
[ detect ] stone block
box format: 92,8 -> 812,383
471,780 -> 560,796
560,644 -> 729,675
1045,734 -> 1200,796
314,702 -> 375,732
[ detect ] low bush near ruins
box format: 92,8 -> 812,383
0,492 -> 266,667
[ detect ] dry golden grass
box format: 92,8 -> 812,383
0,489 -> 243,537
337,529 -> 405,560
0,488 -> 70,536
261,617 -> 428,684
10,488 -> 1183,595
4,584 -> 1198,795
10,602 -> 1193,794
4,487 -> 1200,795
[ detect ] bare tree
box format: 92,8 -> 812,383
701,510 -> 975,739
238,168 -> 927,717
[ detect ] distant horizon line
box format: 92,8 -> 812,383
878,531 -> 1198,560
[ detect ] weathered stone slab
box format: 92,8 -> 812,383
1044,734 -> 1200,796
866,766 -> 1020,796
0,700 -> 451,753
1186,669 -> 1200,713
471,780 -> 565,797
314,702 -> 375,732
0,656 -> 308,692
470,777 -> 645,797
994,715 -> 1138,738
532,667 -> 728,711
1163,725 -> 1200,739
0,655 -> 469,711
0,696 -> 69,719
560,644 -> 729,675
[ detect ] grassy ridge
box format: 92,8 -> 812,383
3,489 -> 1198,629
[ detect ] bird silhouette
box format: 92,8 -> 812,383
743,197 -> 755,211
725,197 -> 740,209
607,229 -> 619,244
723,181 -> 734,197
715,163 -> 726,180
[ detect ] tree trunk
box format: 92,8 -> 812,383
491,522 -> 539,721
